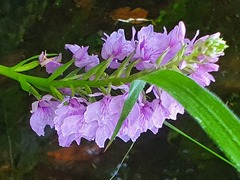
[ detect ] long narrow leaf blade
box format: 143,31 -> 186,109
11,55 -> 40,69
11,53 -> 58,69
82,60 -> 109,80
14,61 -> 39,72
105,80 -> 146,150
140,69 -> 240,171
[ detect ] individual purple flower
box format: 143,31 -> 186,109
146,86 -> 184,120
189,63 -> 219,86
53,97 -> 97,147
133,25 -> 167,70
84,95 -> 124,147
84,55 -> 99,71
161,21 -> 186,65
139,99 -> 167,133
65,44 -> 99,71
101,29 -> 135,69
65,44 -> 88,60
30,95 -> 60,136
133,21 -> 186,70
39,51 -> 63,74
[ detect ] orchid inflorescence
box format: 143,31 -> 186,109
29,21 -> 227,148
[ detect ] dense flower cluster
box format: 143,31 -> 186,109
31,21 -> 227,148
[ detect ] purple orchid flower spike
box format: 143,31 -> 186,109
26,21 -> 228,149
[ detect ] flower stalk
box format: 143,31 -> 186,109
0,21 -> 231,155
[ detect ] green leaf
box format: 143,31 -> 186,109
140,69 -> 240,171
19,77 -> 41,99
105,80 -> 146,150
93,59 -> 111,81
82,60 -> 110,80
11,53 -> 58,70
50,85 -> 64,101
48,59 -> 74,81
64,68 -> 81,79
14,61 -> 39,72
11,55 -> 39,70
110,54 -> 132,78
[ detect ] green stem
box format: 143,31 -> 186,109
0,64 -> 149,94
0,65 -> 50,92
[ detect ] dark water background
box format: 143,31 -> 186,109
0,0 -> 240,179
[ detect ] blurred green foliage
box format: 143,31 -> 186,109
0,0 -> 48,56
